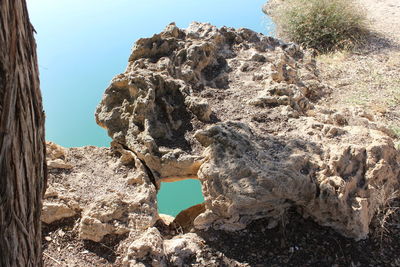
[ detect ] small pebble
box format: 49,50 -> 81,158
58,229 -> 65,237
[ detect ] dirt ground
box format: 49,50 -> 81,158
318,0 -> 400,148
362,0 -> 400,41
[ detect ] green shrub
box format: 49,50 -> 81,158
274,0 -> 369,52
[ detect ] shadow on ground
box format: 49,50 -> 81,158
197,205 -> 400,266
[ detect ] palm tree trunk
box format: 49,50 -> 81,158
0,0 -> 47,266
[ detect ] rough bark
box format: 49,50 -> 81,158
0,0 -> 47,266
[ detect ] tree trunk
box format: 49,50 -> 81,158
0,0 -> 47,266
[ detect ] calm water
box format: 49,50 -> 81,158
158,179 -> 204,216
27,0 -> 273,216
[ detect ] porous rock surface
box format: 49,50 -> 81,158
95,21 -> 400,242
44,144 -> 158,243
43,22 -> 400,266
46,141 -> 73,170
44,144 -> 217,266
95,22 -> 320,182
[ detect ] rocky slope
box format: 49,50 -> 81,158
43,22 -> 400,266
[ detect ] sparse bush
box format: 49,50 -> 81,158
371,186 -> 399,245
273,0 -> 369,52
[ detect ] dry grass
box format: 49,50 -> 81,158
317,50 -> 400,145
273,0 -> 369,52
371,187 -> 399,245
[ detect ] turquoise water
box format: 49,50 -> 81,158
27,0 -> 273,216
158,179 -> 204,217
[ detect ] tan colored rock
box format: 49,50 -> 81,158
43,185 -> 59,198
122,227 -> 166,267
46,141 -> 67,160
194,118 -> 400,239
163,233 -> 205,266
78,187 -> 157,242
172,203 -> 206,233
158,214 -> 175,226
94,22 -> 400,241
47,159 -> 73,170
46,142 -> 73,169
185,96 -> 212,122
79,216 -> 115,242
95,22 -> 322,183
41,202 -> 76,224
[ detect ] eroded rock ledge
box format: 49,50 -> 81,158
95,22 -> 322,182
44,22 -> 400,266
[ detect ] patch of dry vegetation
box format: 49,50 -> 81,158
317,50 -> 400,148
273,0 -> 369,52
369,182 -> 399,251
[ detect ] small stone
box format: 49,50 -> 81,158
41,202 -> 76,224
58,229 -> 65,237
47,159 -> 73,170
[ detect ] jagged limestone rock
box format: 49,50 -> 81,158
42,21 -> 400,266
44,143 -> 159,243
93,22 -> 400,242
95,22 -> 322,181
46,141 -> 73,169
78,190 -> 157,242
194,118 -> 400,239
163,233 -> 206,266
77,150 -> 158,242
41,202 -> 76,224
122,227 -> 166,267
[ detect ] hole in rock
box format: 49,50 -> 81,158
157,178 -> 204,217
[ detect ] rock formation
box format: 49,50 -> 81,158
46,141 -> 73,170
44,144 -> 159,242
44,22 -> 400,265
95,21 -> 399,241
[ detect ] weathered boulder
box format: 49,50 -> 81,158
163,233 -> 206,266
46,141 -> 73,169
95,22 -> 321,182
74,148 -> 158,242
44,143 -> 159,243
78,190 -> 157,242
194,118 -> 400,239
41,202 -> 76,224
122,227 -> 166,267
41,181 -> 81,224
94,22 -> 400,242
